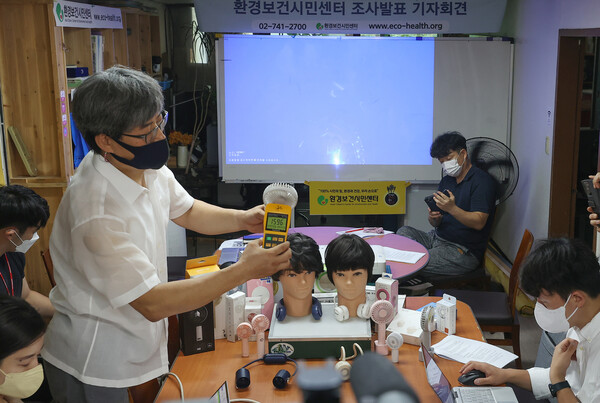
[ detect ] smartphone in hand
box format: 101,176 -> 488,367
581,179 -> 600,213
424,190 -> 450,213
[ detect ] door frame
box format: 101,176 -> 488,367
549,29 -> 600,237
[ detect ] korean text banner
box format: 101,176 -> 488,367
309,181 -> 410,215
194,0 -> 507,34
54,1 -> 123,29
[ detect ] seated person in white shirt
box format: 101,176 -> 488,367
41,65 -> 292,403
460,238 -> 600,402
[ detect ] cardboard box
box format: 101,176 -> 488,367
371,245 -> 387,275
182,254 -> 223,342
213,293 -> 227,340
185,254 -> 220,278
179,302 -> 215,355
225,291 -> 246,342
435,294 -> 457,335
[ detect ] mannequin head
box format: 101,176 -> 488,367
273,233 -> 323,317
325,234 -> 374,315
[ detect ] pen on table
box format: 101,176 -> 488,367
345,228 -> 364,233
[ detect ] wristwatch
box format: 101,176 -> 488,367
548,380 -> 571,397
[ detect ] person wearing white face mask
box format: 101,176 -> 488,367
0,295 -> 47,403
0,185 -> 54,319
461,238 -> 600,402
397,131 -> 497,281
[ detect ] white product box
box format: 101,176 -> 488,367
225,291 -> 246,342
386,308 -> 424,346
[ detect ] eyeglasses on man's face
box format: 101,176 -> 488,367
120,110 -> 168,144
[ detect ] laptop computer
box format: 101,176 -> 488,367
421,343 -> 518,403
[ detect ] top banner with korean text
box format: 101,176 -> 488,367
53,1 -> 123,29
194,0 -> 506,34
309,181 -> 410,215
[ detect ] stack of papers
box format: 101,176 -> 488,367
335,228 -> 393,238
432,335 -> 518,368
382,246 -> 426,264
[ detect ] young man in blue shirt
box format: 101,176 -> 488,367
397,131 -> 497,280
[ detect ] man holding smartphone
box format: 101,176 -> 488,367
397,132 -> 497,281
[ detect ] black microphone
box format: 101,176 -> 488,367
350,352 -> 419,403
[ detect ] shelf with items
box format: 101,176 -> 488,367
64,28 -> 93,72
0,1 -> 164,297
122,8 -> 161,75
63,9 -> 160,82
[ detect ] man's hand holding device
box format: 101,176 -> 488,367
262,183 -> 297,249
425,190 -> 450,227
240,205 -> 267,234
236,240 -> 291,280
424,190 -> 450,212
433,189 -> 456,213
585,175 -> 600,230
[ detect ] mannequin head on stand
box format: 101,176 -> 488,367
273,233 -> 323,319
325,234 -> 374,319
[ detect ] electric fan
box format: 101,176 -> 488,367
466,137 -> 519,205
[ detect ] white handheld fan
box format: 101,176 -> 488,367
370,300 -> 395,356
251,314 -> 270,357
419,305 -> 436,362
263,183 -> 298,207
386,331 -> 404,363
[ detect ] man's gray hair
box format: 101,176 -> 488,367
71,65 -> 164,154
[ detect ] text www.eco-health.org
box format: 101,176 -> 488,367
253,21 -> 445,32
368,21 -> 445,31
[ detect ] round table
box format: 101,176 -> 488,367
288,226 -> 429,280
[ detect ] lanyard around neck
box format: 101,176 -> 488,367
0,254 -> 15,296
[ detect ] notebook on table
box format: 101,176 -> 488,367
421,343 -> 518,403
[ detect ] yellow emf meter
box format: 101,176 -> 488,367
263,203 -> 291,249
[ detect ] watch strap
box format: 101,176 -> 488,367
549,380 -> 571,397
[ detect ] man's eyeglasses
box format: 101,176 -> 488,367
120,110 -> 168,144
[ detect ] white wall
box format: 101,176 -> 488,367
493,0 -> 600,259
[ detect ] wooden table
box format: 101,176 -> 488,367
156,297 -> 484,403
288,226 -> 429,280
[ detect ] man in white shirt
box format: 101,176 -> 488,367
41,66 -> 292,402
460,238 -> 600,402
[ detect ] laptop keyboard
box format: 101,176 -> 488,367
457,388 -> 495,403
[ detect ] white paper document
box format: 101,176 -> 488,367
382,246 -> 426,264
432,335 -> 518,368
